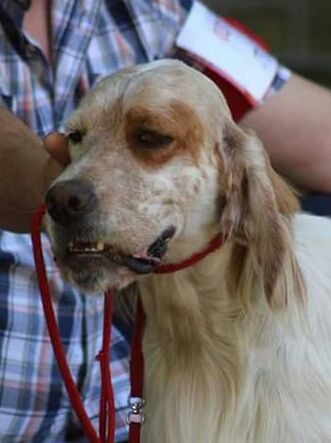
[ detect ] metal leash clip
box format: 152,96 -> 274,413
127,396 -> 146,425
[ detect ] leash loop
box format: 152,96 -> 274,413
31,206 -> 115,443
31,205 -> 223,443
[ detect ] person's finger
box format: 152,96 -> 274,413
43,132 -> 70,166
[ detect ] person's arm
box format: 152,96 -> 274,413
240,74 -> 331,193
0,109 -> 65,233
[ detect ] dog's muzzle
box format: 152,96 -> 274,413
65,226 -> 176,274
45,180 -> 176,274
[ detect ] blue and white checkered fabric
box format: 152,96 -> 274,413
0,1 -> 192,441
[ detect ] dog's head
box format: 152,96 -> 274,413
45,60 -> 299,302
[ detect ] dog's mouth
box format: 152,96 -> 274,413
65,226 -> 176,274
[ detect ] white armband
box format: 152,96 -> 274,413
176,1 -> 287,105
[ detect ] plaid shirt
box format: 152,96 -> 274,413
0,1 -> 192,442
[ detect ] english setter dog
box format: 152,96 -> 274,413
45,60 -> 331,443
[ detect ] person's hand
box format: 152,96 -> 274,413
0,112 -> 71,232
43,132 -> 70,166
42,132 -> 70,190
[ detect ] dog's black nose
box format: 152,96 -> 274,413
45,179 -> 97,225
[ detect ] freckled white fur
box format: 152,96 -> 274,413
140,214 -> 331,443
49,60 -> 331,442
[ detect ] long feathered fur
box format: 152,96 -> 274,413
137,123 -> 331,443
47,60 -> 331,443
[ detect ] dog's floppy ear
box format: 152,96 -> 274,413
218,121 -> 304,309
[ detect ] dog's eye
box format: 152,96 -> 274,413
135,130 -> 174,149
67,130 -> 84,144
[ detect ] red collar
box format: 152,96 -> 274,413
155,234 -> 223,274
31,206 -> 223,443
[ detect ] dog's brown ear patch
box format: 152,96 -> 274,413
218,123 -> 304,310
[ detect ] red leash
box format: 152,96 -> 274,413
96,292 -> 115,443
31,206 -> 103,443
31,206 -> 223,443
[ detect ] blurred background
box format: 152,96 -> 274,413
204,0 -> 331,87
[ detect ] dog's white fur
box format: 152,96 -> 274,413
47,60 -> 331,442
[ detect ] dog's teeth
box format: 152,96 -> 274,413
83,243 -> 103,252
96,241 -> 105,251
68,241 -> 105,253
